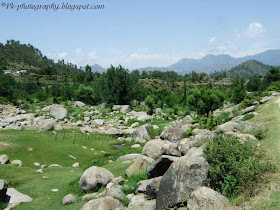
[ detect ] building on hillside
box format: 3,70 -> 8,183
3,70 -> 17,74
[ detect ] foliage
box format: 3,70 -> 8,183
263,66 -> 280,87
242,113 -> 255,121
231,76 -> 246,104
74,84 -> 95,104
0,74 -> 15,100
198,115 -> 221,130
247,75 -> 263,91
204,135 -> 273,198
145,95 -> 155,115
122,173 -> 147,195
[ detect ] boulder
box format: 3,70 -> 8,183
40,119 -> 57,131
241,105 -> 256,115
0,180 -> 8,201
126,155 -> 155,176
160,121 -> 192,142
110,176 -> 125,185
215,121 -> 239,133
131,122 -> 140,128
105,128 -> 122,135
19,103 -> 29,110
99,103 -> 107,109
177,137 -> 201,155
80,126 -> 95,134
147,155 -> 179,179
260,96 -> 276,104
104,184 -> 125,200
224,131 -> 257,141
134,125 -> 151,143
62,194 -> 77,205
117,154 -> 142,161
47,104 -> 68,119
187,187 -> 229,210
0,154 -> 9,164
137,179 -> 153,193
72,162 -> 80,168
81,196 -> 125,210
79,166 -> 114,192
74,101 -> 85,107
11,160 -> 22,167
54,124 -> 64,130
146,176 -> 162,199
128,194 -> 156,210
131,111 -> 151,122
192,129 -> 213,136
93,119 -> 104,126
5,124 -> 25,131
6,188 -> 33,209
156,148 -> 209,210
142,139 -> 166,160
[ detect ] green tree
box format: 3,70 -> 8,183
231,77 -> 246,104
247,75 -> 262,91
145,95 -> 155,115
74,84 -> 94,104
0,74 -> 15,99
264,66 -> 280,86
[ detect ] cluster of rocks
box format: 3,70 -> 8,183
0,154 -> 22,167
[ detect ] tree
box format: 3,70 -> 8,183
0,74 -> 15,99
231,77 -> 246,104
264,66 -> 280,87
145,95 -> 155,115
247,75 -> 262,91
74,84 -> 94,104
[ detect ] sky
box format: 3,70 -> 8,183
1,0 -> 280,69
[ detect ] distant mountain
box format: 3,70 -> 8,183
227,60 -> 270,77
138,50 -> 280,74
91,64 -> 106,73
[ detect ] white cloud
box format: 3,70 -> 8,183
209,36 -> 216,44
248,23 -> 265,38
57,52 -> 68,59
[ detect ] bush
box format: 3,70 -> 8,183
204,135 -> 273,198
198,115 -> 221,131
247,126 -> 268,140
122,173 -> 147,195
242,113 -> 255,121
74,84 -> 95,104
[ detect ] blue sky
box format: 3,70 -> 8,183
1,0 -> 280,69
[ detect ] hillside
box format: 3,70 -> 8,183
227,60 -> 270,77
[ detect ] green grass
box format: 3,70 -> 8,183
0,129 -> 143,209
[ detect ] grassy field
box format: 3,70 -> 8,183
0,129 -> 143,209
240,98 -> 280,209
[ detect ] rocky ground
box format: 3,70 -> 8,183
0,92 -> 279,209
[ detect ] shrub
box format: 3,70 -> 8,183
204,135 -> 273,198
122,173 -> 147,195
242,113 -> 255,121
247,126 -> 268,140
198,115 -> 221,131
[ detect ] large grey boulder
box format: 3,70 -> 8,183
260,96 -> 276,104
80,126 -> 95,134
160,121 -> 192,142
5,124 -> 25,131
146,176 -> 162,199
134,125 -> 151,142
126,155 -> 155,176
156,148 -> 209,210
6,188 -> 33,209
130,111 -> 151,122
117,154 -> 142,161
0,154 -> 9,164
62,194 -> 77,205
241,105 -> 256,115
42,104 -> 68,119
81,196 -> 126,210
74,101 -> 85,107
187,187 -> 229,210
128,194 -> 156,210
105,128 -> 122,135
79,166 -> 114,192
0,180 -> 8,201
215,121 -> 239,133
104,183 -> 125,200
40,119 -> 57,131
99,103 -> 107,109
224,131 -> 257,141
147,155 -> 179,179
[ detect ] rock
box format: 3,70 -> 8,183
183,115 -> 193,121
131,122 -> 140,128
134,125 -> 151,143
54,124 -> 64,130
160,141 -> 181,157
126,155 -> 155,176
241,105 -> 256,115
36,169 -> 43,173
224,131 -> 257,141
42,105 -> 52,112
11,160 -> 22,167
137,179 -> 153,193
34,162 -> 40,166
160,121 -> 192,142
40,119 -> 57,131
178,137 -> 203,155
62,194 -> 77,205
0,154 -> 9,164
19,103 -> 29,110
104,184 -> 125,200
49,104 -> 68,119
0,180 -> 8,201
215,121 -> 239,133
121,105 -> 131,113
82,192 -> 99,200
187,187 -> 229,210
74,101 -> 85,107
93,119 -> 104,126
72,162 -> 80,168
81,196 -> 125,210
128,194 -> 156,210
79,166 -> 114,192
5,124 -> 25,131
99,103 -> 107,109
142,139 -> 166,160
6,188 -> 33,209
156,148 -> 209,210
192,129 -> 212,136
155,108 -> 163,114
51,189 -> 59,192
131,111 -> 151,122
260,96 -> 276,104
117,154 -> 142,160
147,155 -> 179,179
80,126 -> 95,134
123,128 -> 137,135
153,125 -> 159,129
105,128 -> 122,135
146,176 -> 162,199
48,164 -> 62,168
131,144 -> 141,148
110,176 -> 125,185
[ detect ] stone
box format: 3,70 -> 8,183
187,187 -> 229,210
81,196 -> 125,210
160,121 -> 192,142
241,105 -> 256,115
142,139 -> 166,160
62,194 -> 77,205
126,155 -> 155,176
0,154 -> 9,164
40,119 -> 57,131
260,96 -> 276,104
0,180 -> 8,201
51,189 -> 59,192
146,176 -> 162,199
104,184 -> 125,200
54,124 -> 64,130
131,144 -> 141,148
224,131 -> 257,141
137,179 -> 153,193
11,160 -> 22,167
48,164 -> 62,168
105,128 -> 122,135
120,105 -> 131,113
134,125 -> 151,143
80,126 -> 95,134
6,188 -> 33,209
215,121 -> 239,133
72,162 -> 80,168
147,155 -> 179,179
131,122 -> 140,128
79,166 -> 114,192
99,103 -> 107,109
19,103 -> 29,110
34,162 -> 40,166
128,194 -> 156,210
36,169 -> 43,173
131,111 -> 151,122
110,176 -> 125,185
93,119 -> 104,126
5,124 -> 25,131
117,154 -> 142,160
74,101 -> 85,107
156,148 -> 209,210
49,104 -> 68,119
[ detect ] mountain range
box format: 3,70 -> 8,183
88,49 -> 280,74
